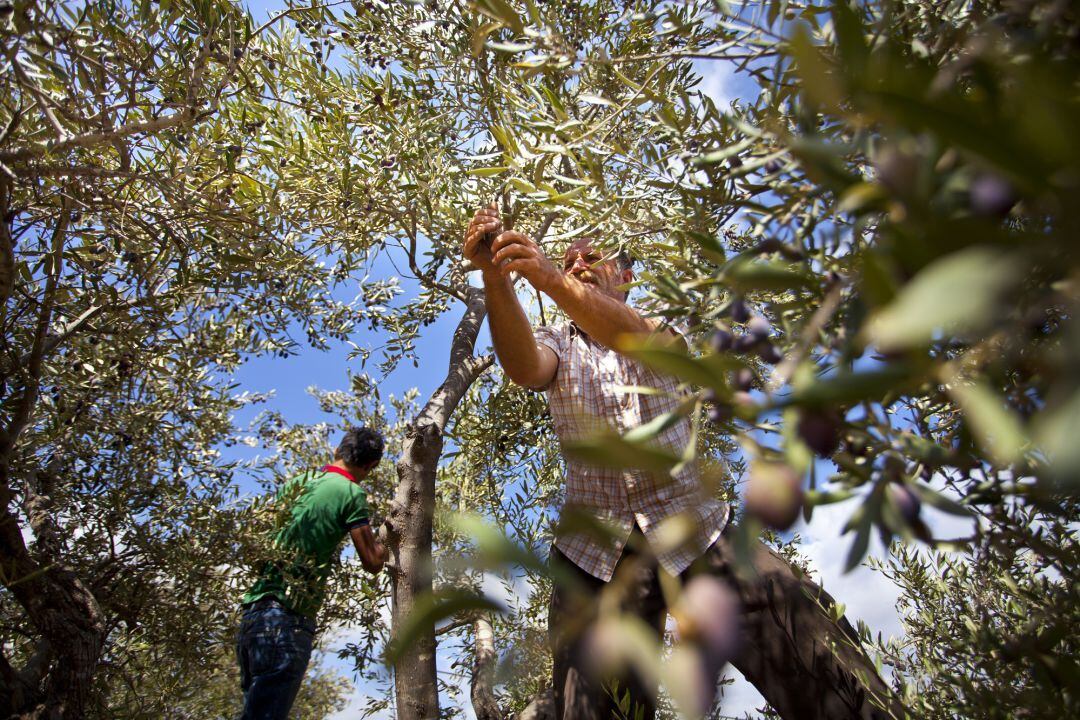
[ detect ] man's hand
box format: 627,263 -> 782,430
463,203 -> 501,274
350,524 -> 386,575
491,230 -> 561,292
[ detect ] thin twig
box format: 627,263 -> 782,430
11,59 -> 69,142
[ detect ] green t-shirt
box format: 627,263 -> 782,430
242,466 -> 370,618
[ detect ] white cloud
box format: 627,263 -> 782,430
692,59 -> 737,109
717,665 -> 768,718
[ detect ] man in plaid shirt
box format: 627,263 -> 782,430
462,205 -> 899,720
464,204 -> 731,718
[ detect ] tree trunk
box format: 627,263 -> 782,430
0,504 -> 105,719
388,289 -> 491,720
708,531 -> 903,720
0,202 -> 105,719
471,616 -> 502,720
0,179 -> 14,310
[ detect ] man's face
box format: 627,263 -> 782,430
561,240 -> 630,300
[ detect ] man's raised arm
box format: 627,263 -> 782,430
489,229 -> 684,353
463,205 -> 558,390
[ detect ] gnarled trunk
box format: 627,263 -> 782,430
0,202 -> 105,719
388,289 -> 491,720
471,616 -> 502,720
0,503 -> 105,719
706,531 -> 902,720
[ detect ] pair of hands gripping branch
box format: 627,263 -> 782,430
463,203 -> 562,292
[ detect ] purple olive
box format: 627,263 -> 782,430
758,342 -> 783,365
732,334 -> 759,354
745,461 -> 804,530
874,147 -> 919,196
797,409 -> 841,457
710,326 -> 733,353
970,174 -> 1017,218
671,575 -> 740,714
765,160 -> 782,174
883,454 -> 906,480
707,402 -> 733,425
747,316 -> 771,340
886,482 -> 922,525
734,367 -> 754,392
730,297 -> 750,323
752,238 -> 783,255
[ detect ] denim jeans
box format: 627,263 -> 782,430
236,598 -> 317,720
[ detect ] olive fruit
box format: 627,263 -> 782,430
731,390 -> 754,408
758,342 -> 782,365
886,482 -> 922,525
671,575 -> 740,714
874,146 -> 919,197
745,461 -> 804,530
797,409 -> 841,457
730,297 -> 750,323
747,316 -> 771,340
707,402 -> 733,425
732,334 -> 759,354
970,174 -> 1016,218
710,325 -> 733,353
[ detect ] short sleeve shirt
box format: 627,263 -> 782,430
534,322 -> 729,581
242,467 -> 370,618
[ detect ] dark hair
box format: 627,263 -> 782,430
335,427 -> 384,469
615,250 -> 633,273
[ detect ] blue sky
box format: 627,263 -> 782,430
226,3 -> 977,718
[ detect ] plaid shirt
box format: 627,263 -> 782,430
535,322 -> 729,582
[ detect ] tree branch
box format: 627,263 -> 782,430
0,109 -> 198,164
470,616 -> 501,720
402,220 -> 466,303
0,178 -> 13,308
0,198 -> 70,466
11,58 -> 68,142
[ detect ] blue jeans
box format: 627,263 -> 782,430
236,598 -> 317,720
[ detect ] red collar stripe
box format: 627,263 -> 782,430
321,465 -> 357,484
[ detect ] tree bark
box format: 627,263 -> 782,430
0,512 -> 104,719
0,201 -> 105,719
388,288 -> 491,720
471,616 -> 502,720
514,691 -> 555,720
0,179 -> 13,310
707,531 -> 903,720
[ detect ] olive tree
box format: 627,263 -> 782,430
5,0 -> 1073,718
0,0 -> 390,715
504,0 -> 1077,716
338,0 -> 1078,717
274,1 -> 905,718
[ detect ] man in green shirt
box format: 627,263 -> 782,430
237,427 -> 387,720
